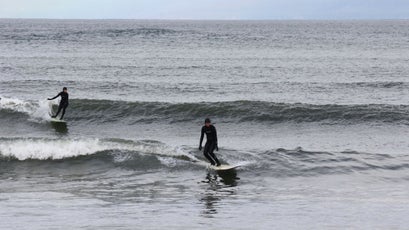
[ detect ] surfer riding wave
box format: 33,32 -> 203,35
48,87 -> 69,120
199,118 -> 221,166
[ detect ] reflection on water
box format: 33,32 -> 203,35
200,169 -> 239,218
50,122 -> 68,134
217,170 -> 239,187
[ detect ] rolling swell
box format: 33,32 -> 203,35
0,26 -> 188,42
2,137 -> 408,179
2,97 -> 409,124
250,148 -> 409,178
69,99 -> 409,124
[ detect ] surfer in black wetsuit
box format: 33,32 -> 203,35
199,118 -> 221,166
48,87 -> 69,120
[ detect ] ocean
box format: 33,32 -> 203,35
1,19 -> 409,229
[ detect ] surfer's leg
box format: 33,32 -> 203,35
204,142 -> 216,165
54,104 -> 63,117
204,153 -> 216,165
60,104 -> 68,119
208,144 -> 221,166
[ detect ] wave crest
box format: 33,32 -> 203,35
70,99 -> 409,124
2,96 -> 409,124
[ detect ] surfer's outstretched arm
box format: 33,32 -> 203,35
199,126 -> 204,150
48,92 -> 61,100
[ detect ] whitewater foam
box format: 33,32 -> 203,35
0,96 -> 35,114
0,138 -> 110,160
0,96 -> 55,122
0,138 -> 198,162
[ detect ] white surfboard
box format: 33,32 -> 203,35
50,117 -> 66,123
209,164 -> 239,171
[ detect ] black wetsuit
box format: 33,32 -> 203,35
199,125 -> 221,166
49,91 -> 69,119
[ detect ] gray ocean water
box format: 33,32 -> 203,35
1,19 -> 409,229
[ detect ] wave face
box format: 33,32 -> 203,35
2,96 -> 409,125
71,99 -> 409,124
1,137 -> 408,179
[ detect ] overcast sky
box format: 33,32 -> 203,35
1,0 -> 408,20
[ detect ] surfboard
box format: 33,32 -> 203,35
210,164 -> 239,171
50,118 -> 66,123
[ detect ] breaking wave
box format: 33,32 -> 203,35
2,96 -> 408,125
1,137 -> 408,177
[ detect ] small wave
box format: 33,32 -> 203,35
104,28 -> 180,37
0,138 -> 199,168
0,138 -> 117,160
2,137 -> 408,176
340,81 -> 409,89
2,96 -> 409,125
0,27 -> 185,42
69,99 -> 409,124
250,148 -> 409,177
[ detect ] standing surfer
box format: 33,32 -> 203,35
199,118 -> 221,166
48,87 -> 69,120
